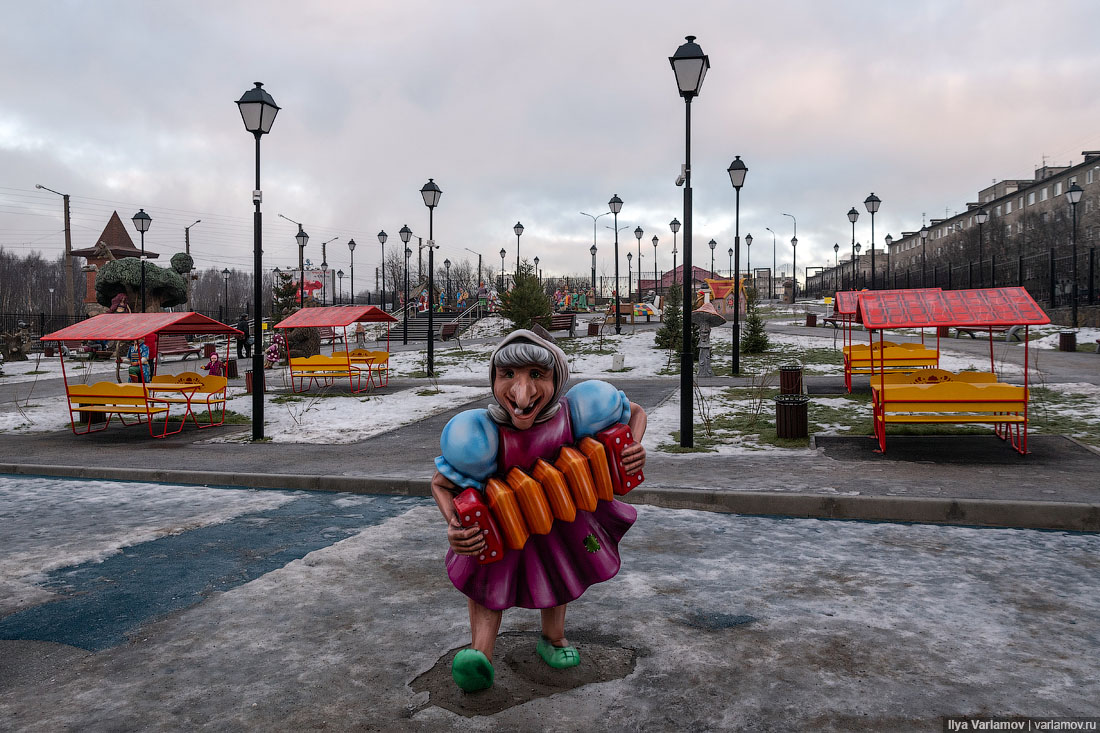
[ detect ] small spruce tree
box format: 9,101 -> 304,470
655,283 -> 699,357
740,287 -> 770,354
271,272 -> 300,324
500,261 -> 552,331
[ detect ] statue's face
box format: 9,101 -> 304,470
493,364 -> 554,431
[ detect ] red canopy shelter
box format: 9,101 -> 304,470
833,288 -> 940,349
273,305 -> 397,345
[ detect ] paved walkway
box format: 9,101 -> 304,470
2,320 -> 1098,531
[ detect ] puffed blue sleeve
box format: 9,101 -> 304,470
567,380 -> 632,439
434,408 -> 499,490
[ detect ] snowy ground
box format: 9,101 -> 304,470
1,478 -> 1098,729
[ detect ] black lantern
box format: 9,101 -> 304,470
1068,182 -> 1084,326
131,209 -> 152,313
421,179 -> 441,375
669,35 -> 709,98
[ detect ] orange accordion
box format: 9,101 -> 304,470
453,423 -> 643,564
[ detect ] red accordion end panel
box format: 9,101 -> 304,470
453,423 -> 643,564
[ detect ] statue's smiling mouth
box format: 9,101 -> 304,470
510,400 -> 540,418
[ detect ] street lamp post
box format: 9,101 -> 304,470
319,237 -> 337,306
728,247 -> 733,277
670,34 -> 710,448
975,208 -> 989,288
708,239 -> 717,278
399,225 -> 412,344
236,81 -> 279,442
348,238 -> 356,305
854,242 -> 862,287
652,235 -> 659,298
728,155 -> 747,374
626,252 -> 633,302
634,227 -> 644,297
781,213 -> 797,300
609,194 -> 624,334
444,258 -> 451,307
865,193 -> 881,289
920,226 -> 929,288
590,244 -> 598,296
533,256 -> 540,288
1067,182 -> 1084,327
221,268 -> 230,320
377,231 -> 387,311
581,211 -> 610,296
421,179 -> 441,376
499,248 -> 507,292
791,236 -> 798,301
514,221 -> 524,281
833,243 -> 840,292
296,226 -> 309,306
131,209 -> 151,312
847,206 -> 859,291
766,227 -> 777,299
670,218 -> 681,288
885,234 -> 893,286
337,270 -> 344,304
745,233 -> 752,287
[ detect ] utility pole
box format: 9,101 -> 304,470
36,185 -> 75,319
184,220 -> 200,310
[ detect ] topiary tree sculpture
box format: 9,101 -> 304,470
95,257 -> 187,312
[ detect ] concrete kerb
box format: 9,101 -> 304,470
3,463 -> 1098,532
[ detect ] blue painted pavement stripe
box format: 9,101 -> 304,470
0,492 -> 430,652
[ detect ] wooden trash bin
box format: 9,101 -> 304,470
805,313 -> 817,327
779,364 -> 803,395
774,394 -> 809,439
1059,331 -> 1077,352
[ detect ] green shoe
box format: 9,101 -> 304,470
537,637 -> 580,669
451,649 -> 494,692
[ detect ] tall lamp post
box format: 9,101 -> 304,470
670,218 -> 681,288
781,212 -> 797,299
347,238 -> 357,305
745,233 -> 752,286
377,230 -> 387,310
791,236 -> 798,301
320,236 -> 337,306
581,211 -> 610,296
1067,182 -> 1084,327
766,227 -> 777,299
634,227 -> 644,296
975,208 -> 989,288
590,244 -> 598,296
131,209 -> 151,312
833,243 -> 840,292
708,239 -> 717,277
221,268 -> 230,321
865,193 -> 881,289
296,226 -> 309,305
399,225 -> 412,344
533,256 -> 540,288
919,227 -> 928,288
337,270 -> 344,304
421,179 -> 441,376
847,206 -> 859,291
236,81 -> 279,442
444,258 -> 451,306
885,234 -> 893,286
670,34 -> 709,448
854,242 -> 862,287
608,194 -> 624,334
499,248 -> 507,291
727,247 -> 733,277
728,155 -> 747,373
626,252 -> 633,303
514,221 -> 524,280
652,235 -> 659,297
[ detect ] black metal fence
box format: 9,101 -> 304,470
807,247 -> 1098,309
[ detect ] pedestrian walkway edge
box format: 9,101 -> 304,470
3,463 -> 1098,531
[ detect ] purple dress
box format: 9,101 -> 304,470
439,386 -> 637,610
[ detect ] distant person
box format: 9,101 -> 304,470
235,315 -> 251,359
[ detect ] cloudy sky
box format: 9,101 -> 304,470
2,0 -> 1099,292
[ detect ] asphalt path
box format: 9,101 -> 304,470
1,477 -> 1097,731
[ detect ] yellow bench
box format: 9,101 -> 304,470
872,379 -> 1029,454
289,354 -> 366,393
843,341 -> 939,392
66,381 -> 175,437
150,372 -> 228,428
878,369 -> 997,386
